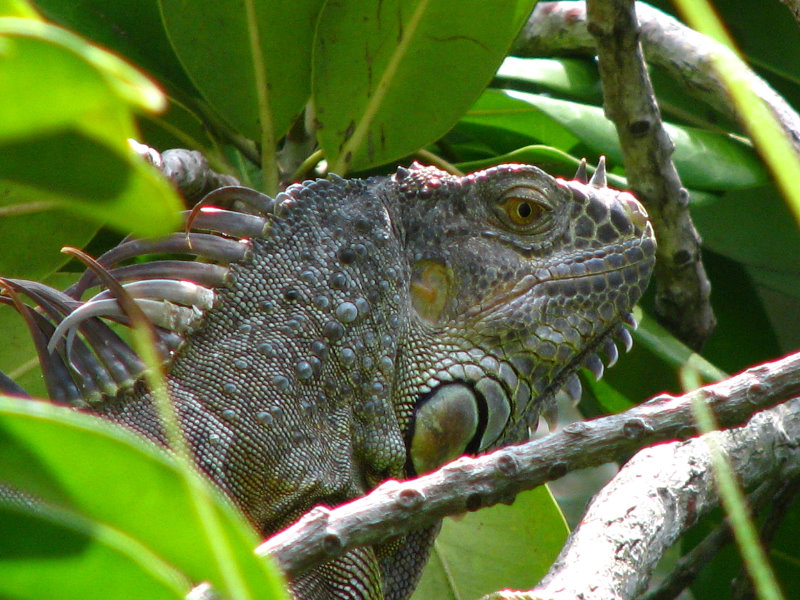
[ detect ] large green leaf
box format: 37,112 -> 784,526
314,0 -> 537,174
0,17 -> 182,236
413,486 -> 568,599
159,0 -> 325,145
0,396 -> 288,600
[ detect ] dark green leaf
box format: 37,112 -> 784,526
413,486 -> 567,599
33,0 -> 192,91
691,187 -> 800,292
633,311 -> 727,382
0,210 -> 97,279
315,0 -> 537,174
159,0 -> 326,143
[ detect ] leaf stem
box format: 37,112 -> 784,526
243,0 -> 279,195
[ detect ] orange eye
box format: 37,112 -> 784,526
501,196 -> 544,227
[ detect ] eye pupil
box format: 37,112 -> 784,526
498,194 -> 546,229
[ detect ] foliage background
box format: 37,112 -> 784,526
1,0 -> 799,598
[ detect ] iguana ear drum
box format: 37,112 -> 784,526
410,260 -> 453,325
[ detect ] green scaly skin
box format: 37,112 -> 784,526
2,162 -> 655,599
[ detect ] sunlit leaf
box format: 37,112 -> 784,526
0,18 -> 182,236
0,396 -> 288,600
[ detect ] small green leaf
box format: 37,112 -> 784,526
413,486 -> 568,599
0,396 -> 288,600
315,0 -> 537,174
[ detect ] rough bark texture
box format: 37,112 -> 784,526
585,0 -> 715,351
514,400 -> 800,600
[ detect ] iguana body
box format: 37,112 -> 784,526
1,162 -> 656,599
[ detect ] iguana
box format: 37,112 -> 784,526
0,159 -> 656,599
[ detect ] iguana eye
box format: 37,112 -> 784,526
496,188 -> 549,232
502,197 -> 543,226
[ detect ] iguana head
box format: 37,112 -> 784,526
396,161 -> 656,475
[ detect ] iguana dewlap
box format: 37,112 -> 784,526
1,160 -> 656,599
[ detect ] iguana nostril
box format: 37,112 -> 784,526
618,191 -> 649,231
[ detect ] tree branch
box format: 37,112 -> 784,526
257,350 -> 800,582
584,0 -> 714,352
501,401 -> 800,600
129,141 -> 240,201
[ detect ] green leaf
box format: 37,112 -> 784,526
633,310 -> 728,382
455,89 -> 580,156
691,187 -> 800,293
456,144 -> 584,175
413,486 -> 568,599
0,501 -> 188,600
582,376 -> 636,413
0,210 -> 97,279
0,396 -> 288,600
159,0 -> 326,144
486,90 -> 768,190
496,57 -> 602,101
0,0 -> 37,18
0,18 -> 183,236
315,0 -> 537,174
